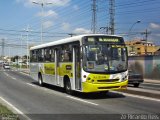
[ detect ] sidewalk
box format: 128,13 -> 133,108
144,79 -> 160,84
20,68 -> 29,72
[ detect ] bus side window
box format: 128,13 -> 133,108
37,49 -> 43,62
32,50 -> 37,62
44,48 -> 51,62
61,45 -> 72,62
51,48 -> 55,62
30,50 -> 33,62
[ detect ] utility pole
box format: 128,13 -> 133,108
24,25 -> 30,70
141,29 -> 151,55
109,0 -> 115,35
1,39 -> 5,60
20,34 -> 23,71
33,0 -> 53,44
91,0 -> 97,34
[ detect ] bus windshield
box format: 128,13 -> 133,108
83,37 -> 128,73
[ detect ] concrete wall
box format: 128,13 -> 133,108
128,55 -> 160,80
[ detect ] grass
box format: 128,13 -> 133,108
0,103 -> 19,120
11,64 -> 28,69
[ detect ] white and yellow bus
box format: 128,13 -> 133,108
30,34 -> 128,94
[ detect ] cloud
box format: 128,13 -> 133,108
48,0 -> 71,6
73,28 -> 91,34
61,22 -> 70,31
43,21 -> 54,29
73,5 -> 79,11
16,0 -> 70,7
149,23 -> 160,29
155,34 -> 160,37
37,10 -> 58,18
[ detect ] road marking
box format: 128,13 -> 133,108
26,83 -> 50,92
26,83 -> 37,87
0,96 -> 32,120
4,72 -> 9,76
20,72 -> 30,76
114,91 -> 160,102
4,73 -> 16,80
4,72 -> 22,82
66,96 -> 98,106
12,77 -> 16,80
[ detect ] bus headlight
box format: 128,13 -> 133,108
87,77 -> 94,83
122,75 -> 127,81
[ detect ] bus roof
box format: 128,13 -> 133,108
30,34 -> 123,50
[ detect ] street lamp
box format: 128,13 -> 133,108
128,20 -> 141,37
100,27 -> 109,34
24,25 -> 31,70
32,0 -> 53,44
128,20 -> 141,55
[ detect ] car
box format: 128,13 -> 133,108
3,64 -> 10,69
128,70 -> 144,87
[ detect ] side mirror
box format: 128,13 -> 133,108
80,46 -> 83,59
80,52 -> 83,59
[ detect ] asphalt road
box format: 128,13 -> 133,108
0,69 -> 160,120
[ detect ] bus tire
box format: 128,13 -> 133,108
100,91 -> 109,95
64,79 -> 72,95
133,83 -> 140,87
38,73 -> 43,86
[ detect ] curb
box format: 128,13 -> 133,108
119,88 -> 160,99
144,79 -> 160,84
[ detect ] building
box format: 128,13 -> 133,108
125,39 -> 160,56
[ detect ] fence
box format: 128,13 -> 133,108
128,55 -> 160,80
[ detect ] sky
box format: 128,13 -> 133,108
0,0 -> 160,56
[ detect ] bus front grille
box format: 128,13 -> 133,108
98,86 -> 120,89
97,79 -> 119,83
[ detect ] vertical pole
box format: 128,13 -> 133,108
141,29 -> 151,55
9,47 -> 10,66
145,29 -> 148,55
91,0 -> 97,34
109,0 -> 115,35
20,34 -> 22,71
41,3 -> 44,44
2,39 -> 4,57
26,25 -> 29,70
27,30 -> 29,70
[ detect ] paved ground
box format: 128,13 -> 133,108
0,70 -> 160,120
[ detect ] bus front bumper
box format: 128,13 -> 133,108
82,80 -> 128,93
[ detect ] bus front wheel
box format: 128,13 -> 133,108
38,74 -> 43,86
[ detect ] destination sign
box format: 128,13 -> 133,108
85,37 -> 122,44
87,37 -> 95,42
98,38 -> 119,42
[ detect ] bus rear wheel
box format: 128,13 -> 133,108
38,74 -> 43,86
65,80 -> 72,95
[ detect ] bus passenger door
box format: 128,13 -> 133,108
73,45 -> 81,90
55,49 -> 60,85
